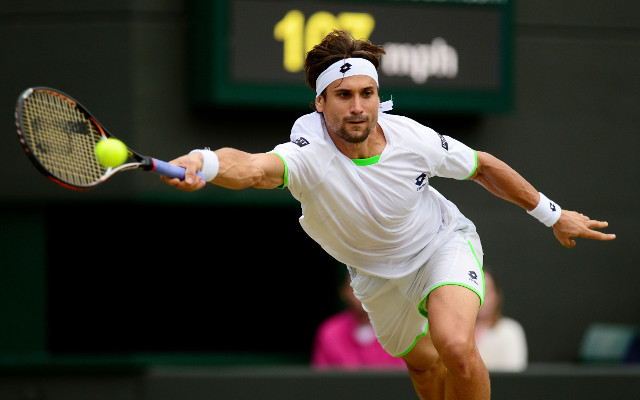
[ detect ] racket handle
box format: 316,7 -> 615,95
151,158 -> 207,181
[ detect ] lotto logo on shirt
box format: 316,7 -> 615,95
415,173 -> 428,191
437,133 -> 449,151
292,137 -> 310,147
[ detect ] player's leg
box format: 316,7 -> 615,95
348,266 -> 445,399
403,219 -> 487,400
402,332 -> 446,400
427,284 -> 490,400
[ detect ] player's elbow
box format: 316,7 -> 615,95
252,176 -> 282,190
469,151 -> 499,181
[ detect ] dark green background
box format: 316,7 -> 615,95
0,0 -> 638,368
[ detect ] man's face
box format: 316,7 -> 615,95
315,75 -> 380,144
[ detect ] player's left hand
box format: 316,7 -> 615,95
552,210 -> 616,248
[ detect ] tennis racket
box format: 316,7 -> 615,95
15,87 -> 204,190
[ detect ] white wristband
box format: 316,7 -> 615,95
189,148 -> 219,181
527,192 -> 561,227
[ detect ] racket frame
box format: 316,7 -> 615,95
16,87 -> 196,190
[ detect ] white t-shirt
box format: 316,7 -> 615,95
271,112 -> 477,278
476,317 -> 528,372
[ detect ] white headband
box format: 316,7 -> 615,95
315,57 -> 379,97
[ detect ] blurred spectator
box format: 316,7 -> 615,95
475,267 -> 528,372
311,274 -> 406,370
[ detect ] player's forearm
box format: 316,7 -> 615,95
471,151 -> 539,211
211,148 -> 267,189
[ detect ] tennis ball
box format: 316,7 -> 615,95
94,138 -> 128,168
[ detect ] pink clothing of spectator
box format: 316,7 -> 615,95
312,309 -> 407,370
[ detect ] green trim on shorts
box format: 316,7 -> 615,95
463,150 -> 478,180
468,239 -> 482,269
425,282 -> 484,310
396,239 -> 484,358
469,239 -> 485,303
394,322 -> 429,358
268,152 -> 288,189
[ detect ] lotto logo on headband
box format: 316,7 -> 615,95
339,63 -> 352,74
315,57 -> 379,96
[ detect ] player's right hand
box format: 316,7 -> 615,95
161,153 -> 207,191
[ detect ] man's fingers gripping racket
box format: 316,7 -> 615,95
152,158 -> 205,182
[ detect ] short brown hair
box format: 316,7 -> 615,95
304,30 -> 386,93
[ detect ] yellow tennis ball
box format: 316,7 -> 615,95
94,138 -> 128,168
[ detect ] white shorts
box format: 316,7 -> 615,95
348,224 -> 484,357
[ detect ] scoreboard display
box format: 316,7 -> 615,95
188,0 -> 513,113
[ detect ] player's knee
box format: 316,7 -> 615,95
402,337 -> 443,376
434,334 -> 478,377
404,356 -> 445,386
403,351 -> 440,371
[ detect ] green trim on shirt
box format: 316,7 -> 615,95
463,150 -> 478,180
351,155 -> 381,166
268,152 -> 288,189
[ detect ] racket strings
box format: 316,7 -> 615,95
20,90 -> 106,186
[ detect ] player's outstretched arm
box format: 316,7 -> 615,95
469,151 -> 615,248
161,147 -> 285,191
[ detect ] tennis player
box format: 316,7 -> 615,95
163,30 -> 615,400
